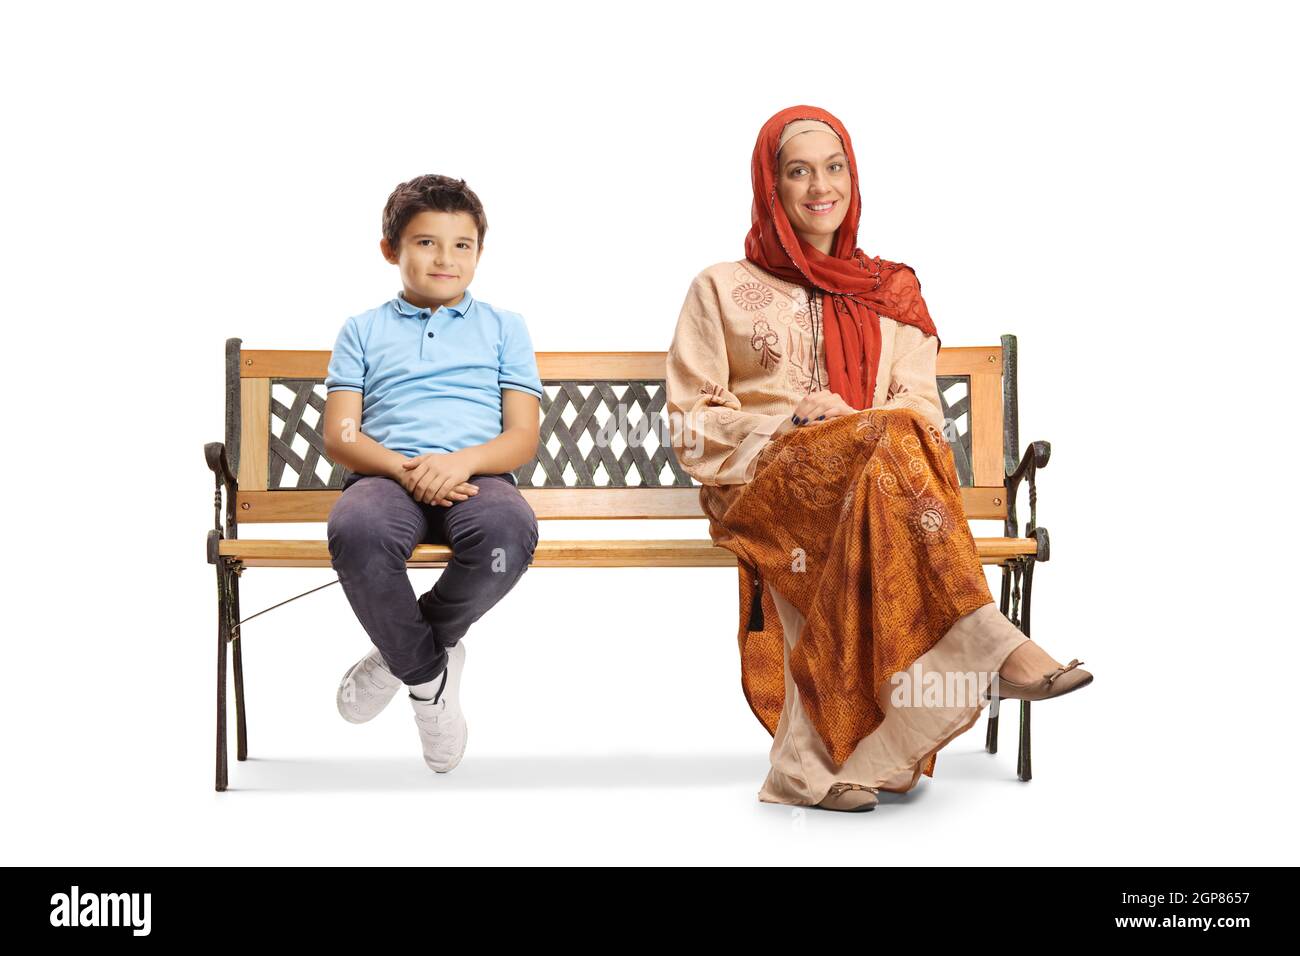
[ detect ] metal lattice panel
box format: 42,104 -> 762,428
268,381 -> 348,489
261,375 -> 977,490
938,375 -> 974,486
515,381 -> 694,488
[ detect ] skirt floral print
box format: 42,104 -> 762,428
698,407 -> 1029,807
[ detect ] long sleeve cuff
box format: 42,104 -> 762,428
714,412 -> 797,484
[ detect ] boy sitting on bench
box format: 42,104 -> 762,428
323,174 -> 543,774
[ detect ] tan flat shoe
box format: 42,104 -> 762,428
814,782 -> 879,812
985,658 -> 1093,702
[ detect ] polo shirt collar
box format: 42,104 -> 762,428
393,288 -> 474,319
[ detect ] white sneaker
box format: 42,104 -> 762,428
409,641 -> 467,773
336,644 -> 402,724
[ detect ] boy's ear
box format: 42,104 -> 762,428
379,237 -> 398,264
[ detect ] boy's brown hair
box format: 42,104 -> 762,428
382,174 -> 488,252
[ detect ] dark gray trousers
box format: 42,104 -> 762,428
327,470 -> 538,685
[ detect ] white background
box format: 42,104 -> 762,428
3,0 -> 1295,865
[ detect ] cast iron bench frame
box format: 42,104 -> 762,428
204,335 -> 1049,792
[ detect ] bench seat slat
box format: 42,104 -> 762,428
217,537 -> 1037,569
233,486 -> 1011,522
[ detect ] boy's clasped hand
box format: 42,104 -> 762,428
396,451 -> 480,507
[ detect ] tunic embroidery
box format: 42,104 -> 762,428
785,327 -> 817,393
732,282 -> 774,312
792,296 -> 814,334
750,318 -> 781,371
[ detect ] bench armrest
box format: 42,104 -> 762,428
1005,440 -> 1051,561
204,441 -> 239,564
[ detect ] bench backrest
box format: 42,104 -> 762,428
220,337 -> 1022,524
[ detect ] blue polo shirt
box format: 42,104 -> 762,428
324,288 -> 544,460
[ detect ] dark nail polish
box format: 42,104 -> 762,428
816,415 -> 825,420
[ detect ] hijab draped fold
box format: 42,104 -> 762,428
743,105 -> 939,411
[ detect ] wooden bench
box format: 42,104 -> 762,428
204,334 -> 1051,791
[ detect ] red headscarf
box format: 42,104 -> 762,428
744,105 -> 939,411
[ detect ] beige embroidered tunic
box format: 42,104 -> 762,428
665,258 -> 1025,805
666,258 -> 946,497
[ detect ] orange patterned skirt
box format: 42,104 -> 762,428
699,408 -> 1027,805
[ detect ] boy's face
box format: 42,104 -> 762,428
380,209 -> 480,310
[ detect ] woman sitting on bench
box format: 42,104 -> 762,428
664,104 -> 1093,813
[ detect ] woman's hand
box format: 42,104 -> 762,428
791,389 -> 856,426
395,452 -> 480,507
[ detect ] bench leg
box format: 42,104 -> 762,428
1017,700 -> 1032,781
1015,558 -> 1036,782
985,564 -> 1014,755
231,565 -> 248,762
986,558 -> 1037,780
983,712 -> 999,753
215,559 -> 231,792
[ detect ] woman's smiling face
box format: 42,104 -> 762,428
776,129 -> 852,255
